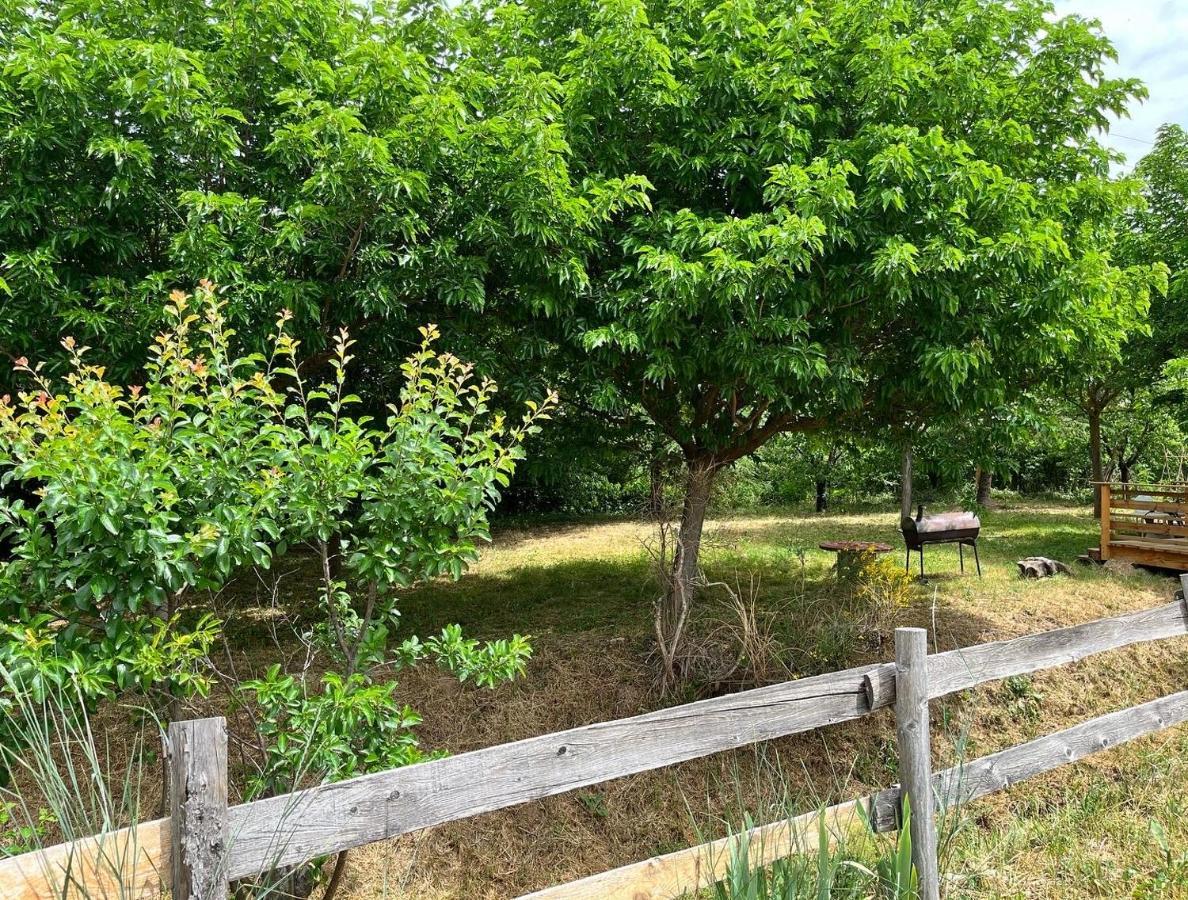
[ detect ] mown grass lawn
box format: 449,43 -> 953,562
213,500 -> 1188,899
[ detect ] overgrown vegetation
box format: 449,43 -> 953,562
0,285 -> 552,896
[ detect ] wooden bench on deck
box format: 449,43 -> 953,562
1093,483 -> 1188,571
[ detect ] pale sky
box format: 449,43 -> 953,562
1055,0 -> 1188,170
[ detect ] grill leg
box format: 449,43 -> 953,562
972,541 -> 981,577
919,545 -> 925,579
959,543 -> 964,574
905,546 -> 911,574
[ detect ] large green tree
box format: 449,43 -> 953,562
470,0 -> 1163,662
1065,123 -> 1186,513
0,0 -> 601,389
1130,125 -> 1188,370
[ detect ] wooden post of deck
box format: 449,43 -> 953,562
1099,483 -> 1112,560
169,717 -> 229,900
894,627 -> 940,900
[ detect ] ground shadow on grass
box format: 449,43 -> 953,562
398,555 -> 659,637
214,550 -> 661,647
216,503 -> 1177,667
219,504 -> 1188,703
208,547 -> 997,704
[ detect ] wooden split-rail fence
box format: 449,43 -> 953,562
4,575 -> 1188,900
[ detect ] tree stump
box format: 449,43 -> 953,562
1017,557 -> 1072,579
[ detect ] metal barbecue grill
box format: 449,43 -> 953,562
901,505 -> 981,578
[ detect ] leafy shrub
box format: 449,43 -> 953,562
712,458 -> 769,512
0,800 -> 54,857
0,285 -> 553,896
855,559 -> 915,630
0,286 -> 281,727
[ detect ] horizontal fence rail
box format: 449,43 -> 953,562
867,688 -> 1188,832
0,819 -> 168,900
528,687 -> 1188,900
517,801 -> 866,900
862,598 -> 1188,709
3,580 -> 1187,899
225,661 -> 883,877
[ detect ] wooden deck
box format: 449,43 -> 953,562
1096,484 -> 1188,571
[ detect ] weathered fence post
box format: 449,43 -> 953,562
169,717 -> 230,900
894,627 -> 940,900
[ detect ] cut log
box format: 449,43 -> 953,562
1017,557 -> 1072,579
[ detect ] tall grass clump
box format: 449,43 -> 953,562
0,671 -> 157,899
711,809 -> 873,900
868,798 -> 919,899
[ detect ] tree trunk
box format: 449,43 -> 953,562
1120,458 -> 1132,485
673,461 -> 715,602
655,459 -> 716,686
815,478 -> 828,513
322,850 -> 349,900
1089,406 -> 1104,518
975,468 -> 993,507
899,443 -> 913,521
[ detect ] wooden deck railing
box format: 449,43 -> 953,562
1097,483 -> 1188,569
4,576 -> 1188,900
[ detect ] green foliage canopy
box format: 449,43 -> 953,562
0,0 -> 601,387
472,0 -> 1163,470
1131,124 -> 1188,373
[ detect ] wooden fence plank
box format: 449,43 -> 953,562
1106,540 -> 1188,565
0,819 -> 168,900
1110,508 -> 1188,520
1103,544 -> 1188,569
515,801 -> 864,900
1101,484 -> 1113,560
1109,485 -> 1188,499
1107,519 -> 1188,538
863,598 -> 1188,710
869,689 -> 1188,832
1108,498 -> 1188,514
224,662 -> 882,878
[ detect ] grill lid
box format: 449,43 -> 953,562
912,511 -> 980,533
902,505 -> 980,534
